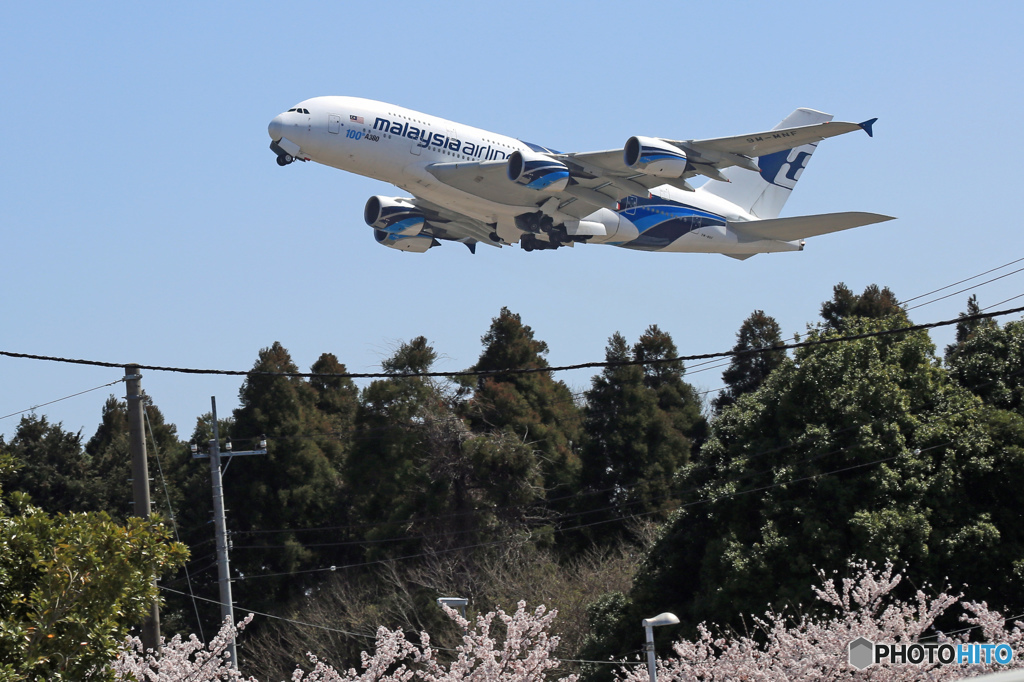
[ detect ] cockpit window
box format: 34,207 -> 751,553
286,107 -> 310,114
287,108 -> 296,112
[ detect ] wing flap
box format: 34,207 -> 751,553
730,212 -> 894,242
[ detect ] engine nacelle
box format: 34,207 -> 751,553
374,229 -> 437,253
506,150 -> 570,192
364,196 -> 426,236
624,136 -> 689,177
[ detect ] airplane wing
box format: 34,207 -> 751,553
729,211 -> 894,242
405,194 -> 504,251
422,114 -> 877,218
567,117 -> 876,182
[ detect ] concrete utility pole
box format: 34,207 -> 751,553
193,397 -> 266,670
124,365 -> 161,653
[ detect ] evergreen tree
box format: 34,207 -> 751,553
633,325 -> 707,442
84,394 -> 184,521
712,310 -> 787,412
581,293 -> 1024,673
944,294 -> 999,363
347,337 -> 544,562
221,342 -> 347,611
465,308 -> 583,496
3,415 -> 96,513
820,282 -> 902,330
308,352 -> 359,443
579,327 -> 705,537
947,316 -> 1024,414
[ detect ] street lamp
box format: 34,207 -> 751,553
437,597 -> 468,619
641,612 -> 679,682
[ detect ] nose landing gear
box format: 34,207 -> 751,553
270,140 -> 296,166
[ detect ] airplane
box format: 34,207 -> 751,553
267,97 -> 893,258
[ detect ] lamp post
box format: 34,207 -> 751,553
437,597 -> 468,619
641,612 -> 679,682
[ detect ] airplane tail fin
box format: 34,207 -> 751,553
696,108 -> 833,219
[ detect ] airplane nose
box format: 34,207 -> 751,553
268,114 -> 285,141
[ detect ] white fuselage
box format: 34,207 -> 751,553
268,96 -> 801,255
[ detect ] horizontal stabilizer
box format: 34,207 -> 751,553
730,212 -> 895,242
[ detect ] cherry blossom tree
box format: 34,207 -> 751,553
112,613 -> 258,681
291,601 -> 575,682
617,560 -> 1024,681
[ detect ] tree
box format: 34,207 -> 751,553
214,342 -> 348,613
581,295 -> 1024,671
113,614 -> 258,682
820,283 -> 902,331
946,316 -> 1024,415
712,310 -> 787,412
3,415 -> 98,514
84,394 -> 184,522
944,294 -> 998,362
616,559 -> 1024,682
347,337 -> 544,560
465,308 -> 583,496
289,601 -> 577,682
579,328 -> 703,534
309,352 -> 359,443
0,453 -> 187,680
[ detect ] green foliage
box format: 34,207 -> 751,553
346,336 -> 545,562
712,310 -> 787,412
225,342 -> 350,609
947,316 -> 1024,414
944,294 -> 999,362
3,416 -> 97,515
466,308 -> 583,494
0,453 -> 187,680
820,282 -> 902,330
581,295 -> 1024,674
579,327 -> 704,535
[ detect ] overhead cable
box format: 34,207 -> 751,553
2,305 -> 1023,381
0,377 -> 124,421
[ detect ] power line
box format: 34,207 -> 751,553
191,365 -> 1021,549
2,305 -> 1023,380
224,438 -> 951,582
158,585 -> 377,641
157,585 -> 636,666
904,267 -> 1024,311
983,293 -> 1024,312
209,359 -> 1023,579
0,377 -> 124,421
145,405 -> 205,641
898,256 -> 1024,306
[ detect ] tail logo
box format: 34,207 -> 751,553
758,145 -> 815,190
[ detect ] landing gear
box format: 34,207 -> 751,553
270,141 -> 296,167
520,234 -> 562,252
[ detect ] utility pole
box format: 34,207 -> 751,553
125,365 -> 161,653
192,397 -> 266,670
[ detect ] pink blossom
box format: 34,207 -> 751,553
616,560 -> 1024,682
113,613 -> 259,681
291,601 -> 576,682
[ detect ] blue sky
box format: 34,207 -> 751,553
3,2 -> 1023,442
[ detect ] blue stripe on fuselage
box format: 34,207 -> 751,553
616,196 -> 726,250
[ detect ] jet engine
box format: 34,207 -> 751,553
373,229 -> 438,253
506,150 -> 570,192
624,136 -> 689,177
364,196 -> 426,236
